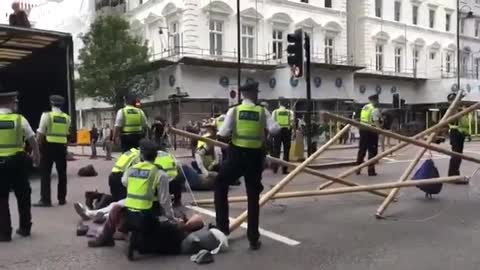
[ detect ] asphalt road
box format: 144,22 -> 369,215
3,142 -> 480,270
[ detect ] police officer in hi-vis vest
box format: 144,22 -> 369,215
271,99 -> 294,174
0,91 -> 40,242
113,94 -> 148,153
356,94 -> 381,176
214,81 -> 280,250
447,93 -> 470,182
34,95 -> 71,207
110,148 -> 141,201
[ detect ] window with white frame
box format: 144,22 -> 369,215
476,58 -> 480,79
460,18 -> 465,34
413,49 -> 419,74
170,21 -> 180,54
303,28 -> 314,55
446,13 -> 451,31
209,20 -> 223,56
412,5 -> 419,25
429,9 -> 436,28
325,37 -> 334,64
461,53 -> 469,77
375,0 -> 382,17
375,44 -> 383,71
394,1 -> 401,22
446,53 -> 452,73
242,24 -> 255,59
395,47 -> 402,73
475,20 -> 480,37
272,29 -> 284,60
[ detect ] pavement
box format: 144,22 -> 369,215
3,142 -> 480,269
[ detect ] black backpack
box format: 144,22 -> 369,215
412,159 -> 442,198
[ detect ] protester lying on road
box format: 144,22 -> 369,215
88,204 -> 228,255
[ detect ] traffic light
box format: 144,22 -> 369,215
287,29 -> 303,78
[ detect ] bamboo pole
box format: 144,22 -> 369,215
323,113 -> 480,164
375,91 -> 463,218
228,125 -> 352,232
193,176 -> 465,204
316,102 -> 480,190
169,127 -> 389,198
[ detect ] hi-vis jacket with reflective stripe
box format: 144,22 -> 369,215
0,113 -> 24,157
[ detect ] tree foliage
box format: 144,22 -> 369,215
77,15 -> 154,109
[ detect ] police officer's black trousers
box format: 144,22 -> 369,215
272,128 -> 292,173
356,130 -> 378,173
40,143 -> 67,203
121,133 -> 144,153
214,145 -> 265,243
108,172 -> 126,202
169,175 -> 185,205
0,153 -> 31,236
448,129 -> 465,176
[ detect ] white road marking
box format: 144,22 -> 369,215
187,205 -> 301,246
384,157 -> 445,164
382,157 -> 397,162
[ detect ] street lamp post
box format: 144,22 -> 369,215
457,0 -> 474,91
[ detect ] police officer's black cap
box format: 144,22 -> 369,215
447,93 -> 457,102
368,94 -> 379,101
239,81 -> 259,92
0,91 -> 18,99
139,139 -> 158,157
50,95 -> 65,106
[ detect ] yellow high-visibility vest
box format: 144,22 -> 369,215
449,115 -> 470,135
0,113 -> 24,157
122,105 -> 143,134
111,148 -> 140,173
360,104 -> 375,125
216,115 -> 225,130
46,112 -> 69,144
231,104 -> 265,149
154,151 -> 178,180
273,108 -> 291,128
124,162 -> 160,211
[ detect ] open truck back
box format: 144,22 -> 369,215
0,25 -> 76,141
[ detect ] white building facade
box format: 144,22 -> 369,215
28,0 -> 480,130
124,0 -> 357,127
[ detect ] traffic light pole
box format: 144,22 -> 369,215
304,33 -> 313,156
236,0 -> 241,104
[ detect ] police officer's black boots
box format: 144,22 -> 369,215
0,199 -> 12,242
16,222 -> 32,237
249,240 -> 262,251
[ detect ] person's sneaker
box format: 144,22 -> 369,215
356,170 -> 361,175
58,200 -> 66,206
74,202 -> 91,221
33,200 -> 52,207
16,227 -> 30,237
249,240 -> 262,251
368,171 -> 377,176
92,212 -> 106,224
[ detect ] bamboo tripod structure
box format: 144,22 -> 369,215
375,91 -> 463,217
170,99 -> 478,233
169,127 -> 389,198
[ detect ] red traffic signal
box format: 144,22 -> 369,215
287,29 -> 303,78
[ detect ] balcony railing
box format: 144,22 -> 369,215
151,46 -> 279,66
441,67 -> 480,80
95,0 -> 126,12
311,53 -> 353,66
150,46 -> 354,68
359,63 -> 427,79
